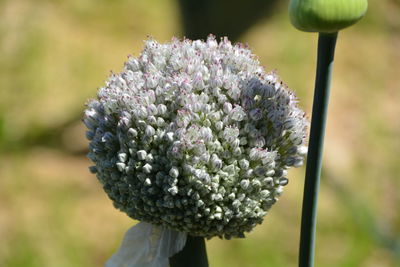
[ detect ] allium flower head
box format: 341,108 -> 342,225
84,36 -> 308,239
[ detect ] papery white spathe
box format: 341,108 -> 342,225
106,222 -> 187,267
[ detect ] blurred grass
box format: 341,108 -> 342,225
1,0 -> 399,266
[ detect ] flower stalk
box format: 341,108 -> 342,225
170,236 -> 209,267
299,32 -> 337,267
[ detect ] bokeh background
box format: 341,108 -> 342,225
1,0 -> 399,266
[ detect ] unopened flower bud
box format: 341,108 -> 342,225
289,0 -> 368,33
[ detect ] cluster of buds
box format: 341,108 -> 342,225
84,36 -> 308,239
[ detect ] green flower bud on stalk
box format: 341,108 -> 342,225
289,0 -> 368,32
289,1 -> 368,267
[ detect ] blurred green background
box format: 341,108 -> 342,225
1,0 -> 399,266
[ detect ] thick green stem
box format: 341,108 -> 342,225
299,32 -> 338,267
169,236 -> 209,267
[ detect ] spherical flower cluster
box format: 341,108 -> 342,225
84,36 -> 308,239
